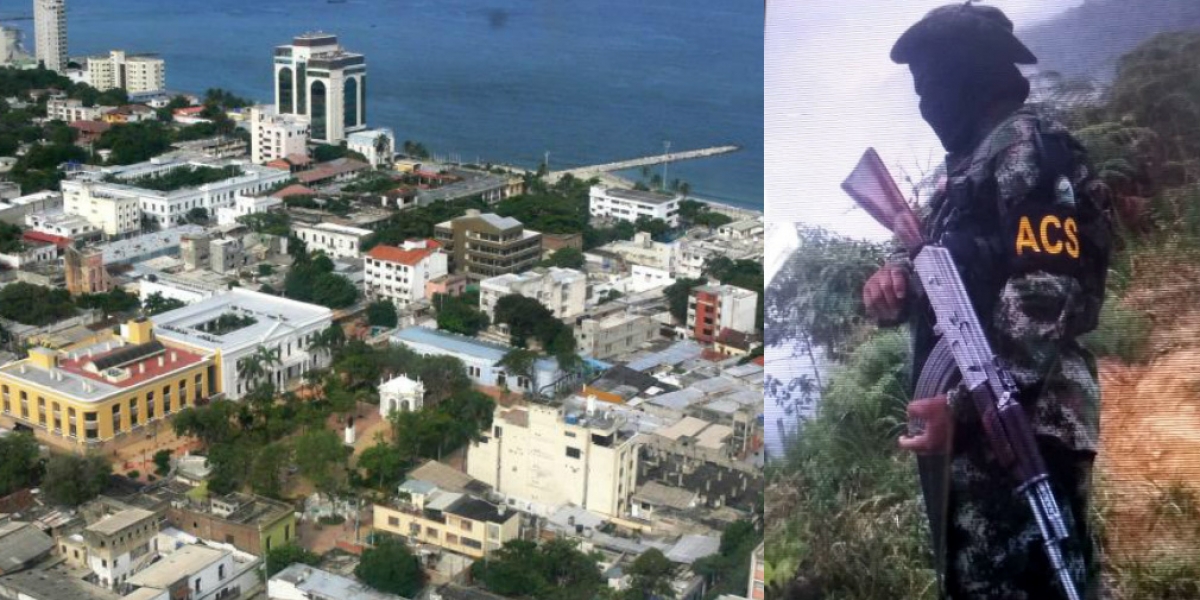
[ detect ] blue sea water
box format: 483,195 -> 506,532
19,0 -> 763,210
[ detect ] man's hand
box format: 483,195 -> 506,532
863,264 -> 909,323
898,395 -> 952,455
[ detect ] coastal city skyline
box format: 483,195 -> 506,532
0,1 -> 764,599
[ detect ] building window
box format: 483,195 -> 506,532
566,447 -> 581,459
388,516 -> 399,527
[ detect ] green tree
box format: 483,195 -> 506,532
265,543 -> 319,577
355,534 -> 425,596
472,538 -> 604,600
663,278 -> 707,324
622,549 -> 676,600
95,121 -> 173,165
294,429 -> 348,495
635,216 -> 672,240
0,282 -> 76,326
250,442 -> 290,499
172,400 -> 237,446
496,349 -> 538,390
152,449 -> 172,477
693,521 -> 762,598
143,292 -> 186,316
434,291 -> 490,336
42,453 -> 111,507
366,300 -> 398,328
493,294 -> 556,348
0,433 -> 40,496
541,246 -> 585,269
357,439 -> 408,491
185,207 -> 209,224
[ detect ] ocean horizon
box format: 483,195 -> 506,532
15,0 -> 763,210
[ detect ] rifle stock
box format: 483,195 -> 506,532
843,148 -> 1082,600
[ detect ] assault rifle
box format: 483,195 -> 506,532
841,148 -> 1082,600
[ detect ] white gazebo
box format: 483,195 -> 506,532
379,374 -> 425,417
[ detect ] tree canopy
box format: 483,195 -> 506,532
434,290 -> 490,337
355,534 -> 425,597
472,539 -> 605,600
42,453 -> 111,507
0,282 -> 76,326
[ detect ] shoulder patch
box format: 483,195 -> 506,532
1007,202 -> 1082,277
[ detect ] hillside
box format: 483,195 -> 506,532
1021,0 -> 1200,80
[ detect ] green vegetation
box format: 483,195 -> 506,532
265,544 -> 319,578
95,121 -> 174,165
355,534 -> 425,597
153,449 -> 172,477
201,312 -> 258,336
143,292 -> 186,316
343,171 -> 401,195
312,142 -> 367,163
434,290 -> 490,337
113,165 -> 242,192
75,288 -> 141,316
401,140 -> 431,159
678,199 -> 734,230
294,429 -> 351,495
0,433 -> 41,497
0,222 -> 24,254
238,211 -> 291,237
472,539 -> 606,600
0,282 -> 76,326
540,246 -> 585,269
693,521 -> 763,599
621,548 -> 676,600
663,277 -> 707,324
366,300 -> 398,328
284,253 -> 359,309
493,294 -> 577,360
366,196 -> 488,249
42,453 -> 112,507
766,30 -> 1200,599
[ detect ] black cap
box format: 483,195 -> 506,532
891,2 -> 1037,65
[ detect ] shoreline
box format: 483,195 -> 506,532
485,162 -> 763,218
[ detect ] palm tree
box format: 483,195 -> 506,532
311,324 -> 346,360
373,134 -> 392,167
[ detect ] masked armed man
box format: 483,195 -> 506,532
862,4 -> 1112,599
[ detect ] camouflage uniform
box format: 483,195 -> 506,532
895,105 -> 1109,599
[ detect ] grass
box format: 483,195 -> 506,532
1082,301 -> 1153,363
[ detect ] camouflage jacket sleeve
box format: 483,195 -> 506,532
988,130 -> 1088,397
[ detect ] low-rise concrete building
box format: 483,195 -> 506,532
379,374 -> 424,417
433,211 -> 542,281
687,285 -> 758,343
391,327 -> 562,395
467,401 -> 639,518
83,508 -> 160,590
292,221 -> 372,259
270,563 -> 405,600
574,304 -> 659,361
347,128 -> 396,168
364,239 -> 447,310
479,267 -> 587,322
372,479 -> 520,559
589,185 -> 681,228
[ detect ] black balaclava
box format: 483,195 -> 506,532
910,55 -> 1031,154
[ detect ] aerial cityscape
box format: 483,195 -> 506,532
0,2 -> 765,600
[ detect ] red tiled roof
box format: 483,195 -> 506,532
271,184 -> 318,199
174,106 -> 205,115
285,153 -> 313,166
295,158 -> 369,184
23,231 -> 72,248
367,240 -> 441,266
265,159 -> 291,170
57,341 -> 208,389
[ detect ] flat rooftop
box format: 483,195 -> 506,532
294,221 -> 373,237
272,564 -> 400,600
392,327 -> 556,371
128,545 -> 226,588
152,288 -> 332,351
596,186 -> 679,205
86,508 -> 156,536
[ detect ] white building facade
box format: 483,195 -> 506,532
391,327 -> 562,393
273,32 -> 367,144
479,267 -> 588,322
152,288 -> 334,400
34,0 -> 67,74
249,104 -> 310,164
215,194 -> 283,226
468,402 -> 640,518
61,158 -> 291,232
346,127 -> 395,168
292,221 -> 372,259
589,185 -> 681,228
364,239 -> 447,310
379,374 -> 424,417
46,98 -> 113,122
86,50 -> 166,93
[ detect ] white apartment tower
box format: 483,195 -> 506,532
249,105 -> 310,164
273,32 -> 367,144
86,50 -> 166,93
34,0 -> 67,74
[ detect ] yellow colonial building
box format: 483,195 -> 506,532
373,479 -> 521,559
0,319 -> 217,450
